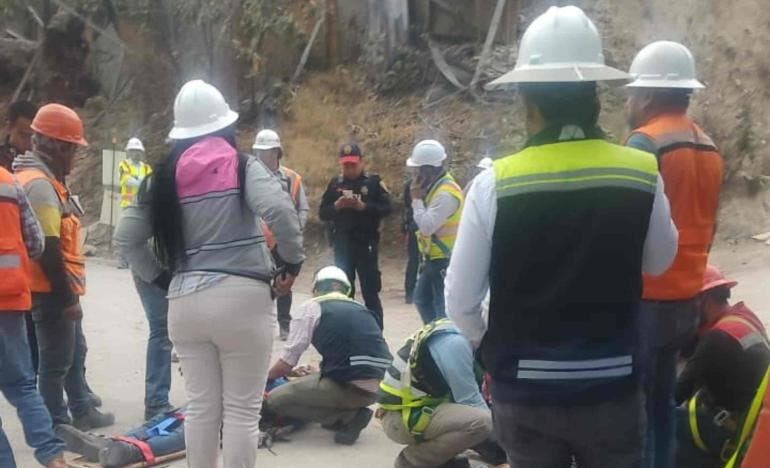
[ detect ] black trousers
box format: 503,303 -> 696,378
404,229 -> 419,299
333,236 -> 383,329
277,292 -> 292,330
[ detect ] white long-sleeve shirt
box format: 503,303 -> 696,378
445,167 -> 678,348
411,192 -> 460,236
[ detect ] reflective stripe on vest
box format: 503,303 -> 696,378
516,355 -> 633,380
378,318 -> 455,435
119,160 -> 152,208
0,169 -> 31,311
714,315 -> 770,351
262,166 -> 302,250
15,169 -> 86,295
630,113 -> 724,300
417,174 -> 463,260
725,366 -> 770,467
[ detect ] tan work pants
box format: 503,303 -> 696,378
381,403 -> 492,467
268,373 -> 376,425
169,276 -> 274,468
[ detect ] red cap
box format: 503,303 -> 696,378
701,264 -> 738,293
338,143 -> 362,164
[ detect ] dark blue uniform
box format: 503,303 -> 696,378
319,173 -> 391,328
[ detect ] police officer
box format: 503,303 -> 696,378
319,143 -> 391,329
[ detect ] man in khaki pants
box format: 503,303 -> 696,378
377,319 -> 503,468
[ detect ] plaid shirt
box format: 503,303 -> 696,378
14,178 -> 44,259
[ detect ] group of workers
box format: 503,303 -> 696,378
2,3 -> 770,468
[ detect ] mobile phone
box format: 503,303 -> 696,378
342,189 -> 354,198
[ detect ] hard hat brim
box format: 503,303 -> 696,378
253,143 -> 282,150
701,278 -> 738,293
485,64 -> 630,89
625,78 -> 705,89
168,109 -> 239,140
406,157 -> 442,168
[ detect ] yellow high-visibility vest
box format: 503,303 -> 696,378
417,173 -> 463,260
119,159 -> 152,208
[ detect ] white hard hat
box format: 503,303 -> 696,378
626,41 -> 704,89
168,80 -> 239,140
314,266 -> 351,293
253,129 -> 282,150
125,137 -> 145,152
487,6 -> 629,88
406,139 -> 447,167
476,157 -> 493,169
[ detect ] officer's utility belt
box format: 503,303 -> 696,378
688,391 -> 740,461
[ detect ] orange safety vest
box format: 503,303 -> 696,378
0,168 -> 32,311
262,166 -> 303,251
15,169 -> 86,296
628,113 -> 724,300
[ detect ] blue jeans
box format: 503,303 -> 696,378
31,294 -> 92,425
133,276 -> 172,413
0,312 -> 65,466
414,258 -> 449,324
638,300 -> 699,468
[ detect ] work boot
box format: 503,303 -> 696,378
99,440 -> 142,468
437,457 -> 470,468
89,392 -> 103,408
55,424 -> 109,462
472,438 -> 508,465
144,403 -> 175,421
334,407 -> 373,445
73,408 -> 115,431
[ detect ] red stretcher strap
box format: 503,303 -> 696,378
113,435 -> 156,465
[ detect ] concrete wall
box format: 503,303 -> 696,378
334,0 -> 408,66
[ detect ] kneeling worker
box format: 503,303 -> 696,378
266,266 -> 392,445
378,319 -> 498,468
675,265 -> 770,467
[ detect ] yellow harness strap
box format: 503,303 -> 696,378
725,366 -> 770,467
688,392 -> 709,452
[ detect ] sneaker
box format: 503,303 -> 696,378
144,403 -> 175,421
73,408 -> 115,431
55,424 -> 108,462
99,440 -> 142,468
334,407 -> 373,445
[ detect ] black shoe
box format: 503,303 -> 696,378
55,424 -> 109,462
99,440 -> 143,468
73,408 -> 115,431
438,457 -> 470,468
334,407 -> 373,445
89,392 -> 103,408
144,403 -> 175,421
472,438 -> 508,465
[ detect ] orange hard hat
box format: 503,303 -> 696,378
701,264 -> 738,293
30,103 -> 88,146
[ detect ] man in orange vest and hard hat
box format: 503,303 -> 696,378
253,128 -> 308,340
0,164 -> 67,467
625,41 -> 725,468
13,103 -> 115,430
674,265 -> 769,467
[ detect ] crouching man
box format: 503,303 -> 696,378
266,266 -> 392,445
377,319 -> 499,468
675,265 -> 770,467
